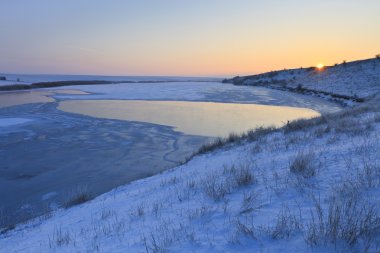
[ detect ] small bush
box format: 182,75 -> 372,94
240,190 -> 261,214
284,116 -> 326,134
195,138 -> 225,155
230,164 -> 255,187
246,126 -> 276,141
49,227 -> 71,248
271,206 -> 302,239
193,126 -> 277,157
235,218 -> 256,239
306,195 -> 380,250
332,117 -> 369,136
63,187 -> 92,209
203,174 -> 232,201
289,152 -> 317,178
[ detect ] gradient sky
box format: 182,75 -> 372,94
0,0 -> 379,76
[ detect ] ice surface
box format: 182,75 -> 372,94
0,118 -> 32,127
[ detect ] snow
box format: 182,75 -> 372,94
0,118 -> 32,127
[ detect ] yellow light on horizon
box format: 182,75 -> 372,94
316,63 -> 325,70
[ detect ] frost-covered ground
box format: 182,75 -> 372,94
1,100 -> 379,251
229,58 -> 380,100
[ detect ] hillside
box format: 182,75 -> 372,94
225,57 -> 380,104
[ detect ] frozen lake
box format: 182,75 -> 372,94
0,81 -> 341,227
59,100 -> 320,137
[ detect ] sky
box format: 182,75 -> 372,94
0,0 -> 379,77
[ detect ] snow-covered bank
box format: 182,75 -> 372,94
1,96 -> 379,252
225,57 -> 380,104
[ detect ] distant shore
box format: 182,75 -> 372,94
0,79 -> 221,92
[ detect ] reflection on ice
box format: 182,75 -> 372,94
59,100 -> 320,137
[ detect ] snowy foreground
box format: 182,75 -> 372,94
1,95 -> 380,252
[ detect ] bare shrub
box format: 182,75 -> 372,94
230,164 -> 255,187
336,105 -> 372,119
357,163 -> 380,189
152,203 -> 161,217
49,227 -> 72,248
130,204 -> 145,217
100,208 -> 114,220
246,126 -> 276,141
271,206 -> 302,239
0,209 -> 16,233
374,113 -> 380,123
193,126 -> 277,156
235,217 -> 256,239
306,195 -> 380,250
335,163 -> 380,198
142,223 -> 176,253
225,132 -> 243,143
186,179 -> 196,189
195,138 -> 225,155
187,205 -> 212,220
137,205 -> 145,216
332,117 -> 369,136
284,116 -> 326,134
203,164 -> 255,201
160,176 -> 178,186
289,152 -> 317,178
63,186 -> 92,209
313,125 -> 331,138
202,174 -> 232,201
240,190 -> 261,214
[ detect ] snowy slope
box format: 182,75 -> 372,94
228,58 -> 380,100
1,97 -> 379,252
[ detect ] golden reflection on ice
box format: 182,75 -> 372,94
58,100 -> 320,137
0,90 -> 89,108
0,91 -> 54,108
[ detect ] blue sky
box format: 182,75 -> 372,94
1,0 -> 379,76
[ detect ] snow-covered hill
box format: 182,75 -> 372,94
226,57 -> 380,102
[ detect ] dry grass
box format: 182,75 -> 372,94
306,194 -> 380,250
63,186 -> 93,209
289,152 -> 317,178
